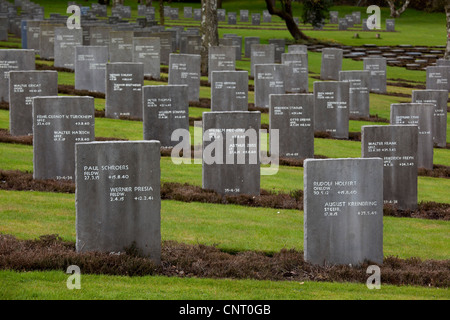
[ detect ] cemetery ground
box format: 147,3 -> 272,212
0,1 -> 449,300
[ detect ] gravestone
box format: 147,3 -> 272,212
185,34 -> 202,55
269,94 -> 314,159
33,96 -> 94,181
303,158 -> 383,266
262,10 -> 271,23
0,17 -> 7,41
223,34 -> 242,60
106,63 -> 144,120
268,39 -> 285,63
132,37 -> 160,79
250,44 -> 275,76
251,13 -> 261,26
362,125 -> 418,210
339,70 -> 370,117
208,46 -> 236,81
193,8 -> 201,21
345,14 -> 354,28
143,85 -> 189,147
288,44 -> 308,54
75,46 -> 108,93
363,57 -> 387,93
202,111 -> 261,196
436,59 -> 450,66
0,49 -> 35,102
228,12 -> 237,25
217,9 -> 226,21
20,20 -> 27,49
412,90 -> 448,148
109,31 -> 133,63
39,23 -> 63,60
390,103 -> 434,170
313,81 -> 350,139
184,7 -> 192,18
338,18 -> 348,30
54,28 -> 83,70
211,70 -> 248,111
426,66 -> 450,91
352,11 -> 361,24
9,70 -> 58,136
244,37 -> 260,58
386,19 -> 395,32
330,11 -> 338,24
89,26 -> 110,51
282,53 -> 309,93
76,140 -> 161,264
170,8 -> 179,20
26,20 -> 41,54
320,48 -> 343,80
240,9 -> 249,22
168,53 -> 200,102
362,18 -> 369,31
151,32 -> 172,65
254,64 -> 286,109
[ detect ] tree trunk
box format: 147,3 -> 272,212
265,0 -> 309,41
113,0 -> 124,7
386,0 -> 410,18
200,0 -> 219,74
159,0 -> 164,25
446,5 -> 450,60
146,0 -> 152,6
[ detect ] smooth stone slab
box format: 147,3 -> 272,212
320,48 -> 343,80
244,37 -> 260,58
240,10 -> 249,22
282,53 -> 309,93
386,19 -> 395,32
269,93 -> 314,159
254,64 -> 286,109
106,63 -> 144,120
143,85 -> 189,147
412,90 -> 448,148
436,59 -> 450,66
76,141 -> 161,264
9,70 -> 58,136
54,27 -> 83,70
193,8 -> 201,21
132,37 -> 160,79
211,70 -> 248,111
0,49 -> 35,102
147,32 -> 172,65
251,13 -> 261,26
268,39 -> 285,63
228,12 -> 237,25
304,158 -> 384,266
364,57 -> 387,93
185,34 -> 202,55
202,111 -> 261,196
88,26 -> 110,52
33,96 -> 95,181
184,7 -> 192,18
250,44 -> 275,76
75,46 -> 108,93
223,34 -> 242,60
313,81 -> 350,139
262,10 -> 271,23
288,44 -> 307,54
217,9 -> 226,21
26,20 -> 41,54
0,17 -> 7,41
390,103 -> 434,170
426,66 -> 450,91
208,46 -> 236,82
338,18 -> 348,30
109,31 -> 133,63
39,23 -> 63,60
362,125 -> 418,210
339,70 -> 370,117
168,53 -> 201,102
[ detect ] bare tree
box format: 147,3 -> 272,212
200,0 -> 219,74
265,0 -> 309,41
446,5 -> 450,59
386,0 -> 410,18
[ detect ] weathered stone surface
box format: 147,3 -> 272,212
268,39 -> 285,63
426,66 -> 450,91
208,46 -> 236,81
320,48 -> 343,80
251,13 -> 261,26
288,44 -> 308,54
33,96 -> 94,181
211,70 -> 248,111
282,53 -> 309,93
364,57 -> 387,94
132,37 -> 160,78
262,10 -> 271,23
54,27 -> 82,70
339,70 -> 370,117
250,44 -> 275,76
313,81 -> 350,139
240,10 -> 249,22
304,158 -> 384,266
75,46 -> 108,93
76,140 -> 161,264
184,7 -> 192,18
202,111 -> 261,196
223,34 -> 242,60
0,49 -> 35,102
362,125 -> 418,210
254,64 -> 286,109
9,70 -> 58,136
244,36 -> 260,58
142,84 -> 189,148
269,93 -> 314,159
228,12 -> 237,25
109,31 -> 134,63
39,23 -> 63,60
386,19 -> 395,32
26,20 -> 41,54
390,103 -> 434,170
168,53 -> 201,102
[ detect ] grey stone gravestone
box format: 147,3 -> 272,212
20,20 -> 27,49
339,70 -> 370,117
426,66 -> 450,91
185,34 -> 202,55
0,17 -> 7,41
386,19 -> 395,32
202,111 -> 261,195
132,37 -> 160,79
262,10 -> 271,23
240,10 -> 249,22
362,125 -> 418,210
142,85 -> 189,147
320,48 -> 343,80
254,64 -> 286,109
251,13 -> 260,26
352,11 -> 361,24
170,8 -> 179,20
193,8 -> 201,21
26,20 -> 41,54
313,81 -> 350,139
208,46 -> 236,81
268,39 -> 285,63
269,93 -> 314,159
9,70 -> 58,136
282,53 -> 309,93
217,9 -> 226,21
330,11 -> 338,24
106,63 -> 144,120
211,70 -> 248,111
0,49 -> 35,102
76,140 -> 161,264
338,18 -> 348,30
362,18 -> 369,31
33,96 -> 94,181
345,14 -> 354,28
109,31 -> 133,63
75,46 -> 108,93
412,90 -> 448,148
89,26 -> 110,51
304,158 -> 383,266
390,103 -> 434,170
39,23 -> 62,60
436,59 -> 450,66
168,53 -> 200,102
184,7 -> 192,19
250,44 -> 275,76
228,12 -> 237,25
288,44 -> 308,54
151,32 -> 172,65
54,28 -> 83,70
223,34 -> 242,60
363,57 -> 387,94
